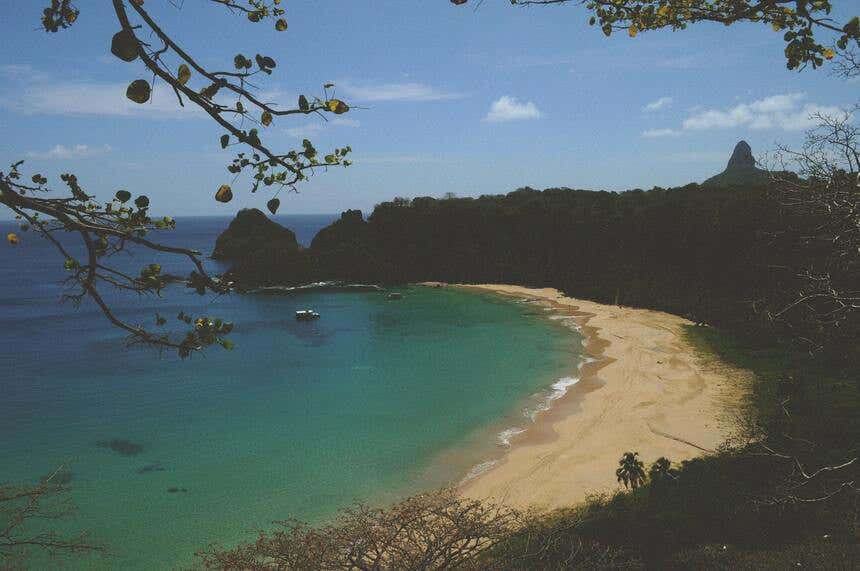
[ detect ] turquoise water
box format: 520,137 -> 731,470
0,218 -> 580,569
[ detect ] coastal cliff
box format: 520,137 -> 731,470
216,140 -> 855,356
212,208 -> 299,260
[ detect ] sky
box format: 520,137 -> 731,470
0,0 -> 857,217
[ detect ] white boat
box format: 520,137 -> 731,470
295,309 -> 320,321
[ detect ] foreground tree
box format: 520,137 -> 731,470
453,0 -> 860,74
2,1 -> 354,356
765,105 -> 860,353
196,489 -> 520,570
0,466 -> 102,568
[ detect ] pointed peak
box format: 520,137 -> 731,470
726,140 -> 756,171
702,140 -> 772,187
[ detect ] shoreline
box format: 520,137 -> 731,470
424,283 -> 751,512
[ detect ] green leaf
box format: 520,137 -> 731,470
220,134 -> 230,149
126,79 -> 151,104
115,190 -> 132,203
177,63 -> 191,86
111,30 -> 138,62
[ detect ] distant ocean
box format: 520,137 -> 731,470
0,215 -> 582,569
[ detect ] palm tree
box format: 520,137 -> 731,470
616,452 -> 647,489
648,457 -> 678,483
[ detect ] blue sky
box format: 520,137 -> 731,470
1,0 -> 857,217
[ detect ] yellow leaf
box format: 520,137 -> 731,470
772,22 -> 783,32
6,232 -> 19,246
177,64 -> 191,86
215,184 -> 233,203
261,111 -> 272,126
275,18 -> 288,32
326,99 -> 349,114
823,48 -> 835,60
628,25 -> 638,38
657,5 -> 671,17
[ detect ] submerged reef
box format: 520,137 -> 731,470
96,439 -> 143,456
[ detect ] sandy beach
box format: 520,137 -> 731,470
445,284 -> 752,512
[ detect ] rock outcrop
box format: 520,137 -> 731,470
702,140 -> 772,188
212,208 -> 299,260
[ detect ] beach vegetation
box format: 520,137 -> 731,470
615,452 -> 647,490
647,457 -> 677,483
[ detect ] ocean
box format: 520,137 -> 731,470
0,215 -> 582,569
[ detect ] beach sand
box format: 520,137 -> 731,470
441,284 -> 751,512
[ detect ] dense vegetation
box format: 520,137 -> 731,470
226,177 -> 857,361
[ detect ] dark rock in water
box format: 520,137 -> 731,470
225,244 -> 315,287
310,209 -> 367,251
220,210 -> 379,289
309,210 -> 381,284
137,462 -> 166,474
212,208 -> 299,260
702,140 -> 772,188
96,439 -> 143,456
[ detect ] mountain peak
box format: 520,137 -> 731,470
702,140 -> 770,187
726,140 -> 756,171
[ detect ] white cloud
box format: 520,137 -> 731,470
642,94 -> 847,138
26,144 -> 112,160
654,55 -> 699,69
285,117 -> 360,138
483,96 -> 542,123
641,128 -> 681,138
681,94 -> 842,132
657,151 -> 731,163
338,81 -> 463,102
0,65 -> 197,118
356,154 -> 445,165
643,97 -> 673,112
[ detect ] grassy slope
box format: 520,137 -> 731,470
482,326 -> 859,570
